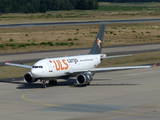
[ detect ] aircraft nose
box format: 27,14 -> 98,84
31,68 -> 40,78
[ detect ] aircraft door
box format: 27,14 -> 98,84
94,56 -> 99,67
47,61 -> 53,72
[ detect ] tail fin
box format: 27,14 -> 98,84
89,24 -> 106,54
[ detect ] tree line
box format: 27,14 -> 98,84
98,0 -> 160,2
0,0 -> 98,13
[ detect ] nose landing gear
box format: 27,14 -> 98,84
41,80 -> 46,88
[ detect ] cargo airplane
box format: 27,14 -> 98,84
5,24 -> 151,88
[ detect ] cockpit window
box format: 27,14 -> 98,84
32,66 -> 43,68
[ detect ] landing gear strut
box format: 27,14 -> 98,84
41,80 -> 46,88
49,79 -> 57,85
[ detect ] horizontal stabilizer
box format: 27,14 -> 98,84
101,54 -> 132,59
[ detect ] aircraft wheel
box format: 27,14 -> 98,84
87,82 -> 90,85
49,80 -> 57,85
41,84 -> 46,88
54,80 -> 57,84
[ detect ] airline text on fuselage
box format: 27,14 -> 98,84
52,59 -> 69,71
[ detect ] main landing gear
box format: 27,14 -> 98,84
41,80 -> 57,88
49,80 -> 57,85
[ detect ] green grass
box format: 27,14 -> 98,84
0,4 -> 159,20
0,41 -> 77,50
97,6 -> 149,11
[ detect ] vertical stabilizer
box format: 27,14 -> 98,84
89,24 -> 105,54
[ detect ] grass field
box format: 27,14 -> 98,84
0,3 -> 160,54
0,22 -> 160,54
0,2 -> 160,24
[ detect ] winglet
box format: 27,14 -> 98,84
5,61 -> 10,63
153,63 -> 157,68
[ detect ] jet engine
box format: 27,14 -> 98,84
76,72 -> 93,85
24,72 -> 38,83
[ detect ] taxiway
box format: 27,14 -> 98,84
1,18 -> 160,28
0,66 -> 160,120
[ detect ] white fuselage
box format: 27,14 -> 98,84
31,54 -> 101,79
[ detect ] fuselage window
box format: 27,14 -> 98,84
32,66 -> 43,68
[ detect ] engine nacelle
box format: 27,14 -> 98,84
76,73 -> 93,85
24,72 -> 38,84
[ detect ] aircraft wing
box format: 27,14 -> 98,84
67,65 -> 151,74
5,62 -> 32,69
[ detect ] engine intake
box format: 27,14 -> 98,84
76,73 -> 93,85
24,72 -> 38,83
